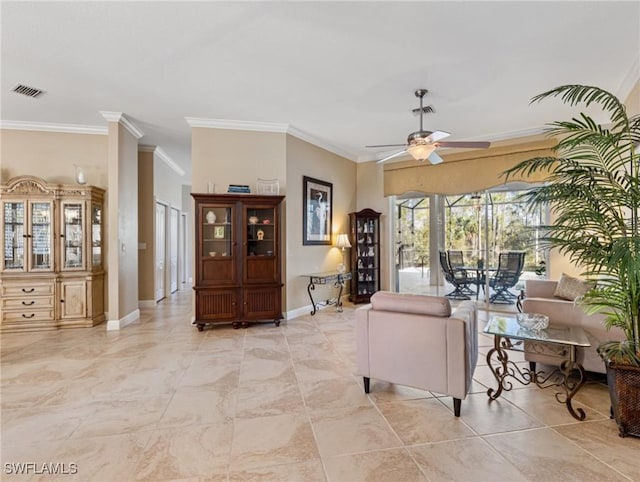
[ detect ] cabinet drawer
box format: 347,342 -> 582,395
1,296 -> 54,310
1,309 -> 55,323
1,283 -> 54,297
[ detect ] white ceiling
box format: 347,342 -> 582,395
2,1 -> 639,180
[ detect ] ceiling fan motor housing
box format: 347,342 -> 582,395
407,131 -> 433,145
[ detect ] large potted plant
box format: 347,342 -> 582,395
503,84 -> 640,437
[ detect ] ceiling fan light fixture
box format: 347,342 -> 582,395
407,143 -> 436,161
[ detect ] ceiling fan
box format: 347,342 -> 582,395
367,89 -> 491,165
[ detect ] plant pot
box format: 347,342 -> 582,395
605,362 -> 640,438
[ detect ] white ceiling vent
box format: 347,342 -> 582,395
11,84 -> 45,98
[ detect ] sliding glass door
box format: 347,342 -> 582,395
395,185 -> 546,307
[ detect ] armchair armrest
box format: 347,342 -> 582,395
524,279 -> 558,299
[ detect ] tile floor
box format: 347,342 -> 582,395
1,290 -> 639,481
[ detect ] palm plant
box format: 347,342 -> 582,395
503,84 -> 640,366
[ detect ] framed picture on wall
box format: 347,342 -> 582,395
303,176 -> 333,245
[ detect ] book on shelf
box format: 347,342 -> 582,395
227,184 -> 251,193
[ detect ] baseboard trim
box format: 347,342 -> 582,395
286,305 -> 312,320
106,309 -> 140,331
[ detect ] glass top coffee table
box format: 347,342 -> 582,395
483,315 -> 591,420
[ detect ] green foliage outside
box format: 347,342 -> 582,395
396,192 -> 545,270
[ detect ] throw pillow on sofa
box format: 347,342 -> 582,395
553,273 -> 594,301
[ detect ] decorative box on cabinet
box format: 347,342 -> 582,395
349,209 -> 381,304
191,193 -> 284,331
0,175 -> 106,332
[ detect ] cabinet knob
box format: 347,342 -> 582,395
21,288 -> 35,293
60,299 -> 65,303
21,313 -> 35,319
21,301 -> 35,306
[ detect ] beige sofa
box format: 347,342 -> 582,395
355,291 -> 478,416
521,279 -> 625,374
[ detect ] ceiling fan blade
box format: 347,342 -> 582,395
437,141 -> 491,148
426,130 -> 450,143
366,143 -> 408,148
376,149 -> 407,164
428,151 -> 444,165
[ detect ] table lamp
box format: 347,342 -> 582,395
336,233 -> 352,273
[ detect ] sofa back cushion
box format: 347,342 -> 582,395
553,273 -> 595,301
370,291 -> 452,317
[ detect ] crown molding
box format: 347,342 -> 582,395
138,144 -> 185,176
286,125 -> 357,161
138,144 -> 156,153
100,111 -> 144,139
618,55 -> 640,103
185,117 -> 288,133
468,126 -> 546,142
155,146 -> 185,177
0,120 -> 107,135
185,117 -> 357,161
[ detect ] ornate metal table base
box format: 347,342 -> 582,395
304,272 -> 352,315
486,336 -> 587,421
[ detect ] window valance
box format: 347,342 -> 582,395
383,138 -> 557,196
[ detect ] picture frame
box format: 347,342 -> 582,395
303,176 -> 333,245
214,226 -> 225,238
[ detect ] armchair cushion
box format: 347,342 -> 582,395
370,291 -> 451,317
553,273 -> 595,301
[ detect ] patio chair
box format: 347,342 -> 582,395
439,251 -> 475,300
489,251 -> 525,304
447,250 -> 476,296
447,250 -> 465,270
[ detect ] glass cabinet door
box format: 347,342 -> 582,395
246,206 -> 276,257
3,201 -> 25,270
91,202 -> 102,268
30,201 -> 52,270
62,201 -> 84,269
202,206 -> 233,259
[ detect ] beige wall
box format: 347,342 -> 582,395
190,128 -> 357,315
153,151 -> 188,297
356,161 -> 390,291
154,156 -> 185,208
106,122 -> 139,322
191,128 -> 286,195
190,127 -> 287,314
0,129 -> 108,186
625,79 -> 640,116
285,135 -> 356,312
138,151 -> 155,302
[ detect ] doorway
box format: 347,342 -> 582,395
155,202 -> 167,302
169,207 -> 179,294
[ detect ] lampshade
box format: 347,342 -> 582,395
407,143 -> 436,162
336,233 -> 352,249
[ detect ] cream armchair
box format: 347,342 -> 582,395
356,291 -> 478,417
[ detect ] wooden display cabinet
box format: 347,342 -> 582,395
191,193 -> 284,330
0,175 -> 105,332
349,208 -> 381,304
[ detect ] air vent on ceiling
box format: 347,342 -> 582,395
11,84 -> 45,98
412,105 -> 435,115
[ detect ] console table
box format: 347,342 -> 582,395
302,271 -> 352,315
484,315 -> 591,420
